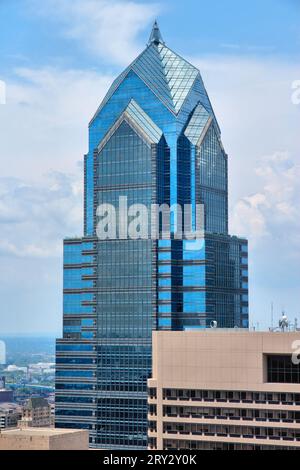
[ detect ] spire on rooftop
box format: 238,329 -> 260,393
148,20 -> 165,46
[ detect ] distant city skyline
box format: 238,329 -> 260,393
0,0 -> 299,335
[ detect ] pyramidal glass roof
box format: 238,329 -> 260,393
125,99 -> 163,143
184,103 -> 211,145
133,43 -> 199,114
98,99 -> 163,152
91,22 -> 215,123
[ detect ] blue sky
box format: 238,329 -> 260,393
0,0 -> 299,334
1,0 -> 299,71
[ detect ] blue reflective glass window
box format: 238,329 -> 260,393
158,252 -> 171,261
81,319 -> 94,327
158,305 -> 171,314
158,318 -> 171,328
183,265 -> 205,287
158,278 -> 171,287
158,240 -> 171,248
158,292 -> 171,301
56,409 -> 93,417
64,268 -> 94,289
56,383 -> 93,390
81,331 -> 94,339
64,243 -> 93,265
183,291 -> 205,312
158,265 -> 171,274
56,370 -> 93,378
98,120 -> 152,188
184,326 -> 205,331
198,123 -> 227,233
82,242 -> 94,251
63,293 -> 93,314
82,268 -> 93,275
63,326 -> 81,333
64,244 -> 82,264
56,344 -> 93,352
183,240 -> 205,260
56,357 -> 94,364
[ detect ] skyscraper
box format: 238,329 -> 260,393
55,22 -> 249,449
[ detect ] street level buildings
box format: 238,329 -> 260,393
0,403 -> 22,430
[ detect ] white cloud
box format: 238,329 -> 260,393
0,67 -> 113,181
0,64 -> 113,266
191,56 -> 300,196
27,0 -> 160,66
231,152 -> 300,251
0,172 -> 83,259
191,54 -> 300,233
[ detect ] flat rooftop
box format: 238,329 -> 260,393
150,329 -> 300,393
163,329 -> 300,334
0,427 -> 83,437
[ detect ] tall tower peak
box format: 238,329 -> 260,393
148,20 -> 165,45
56,19 -> 249,451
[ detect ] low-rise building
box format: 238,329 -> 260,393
0,403 -> 22,429
0,427 -> 89,450
19,397 -> 53,428
148,330 -> 300,450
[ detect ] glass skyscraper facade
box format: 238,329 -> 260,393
55,22 -> 249,449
